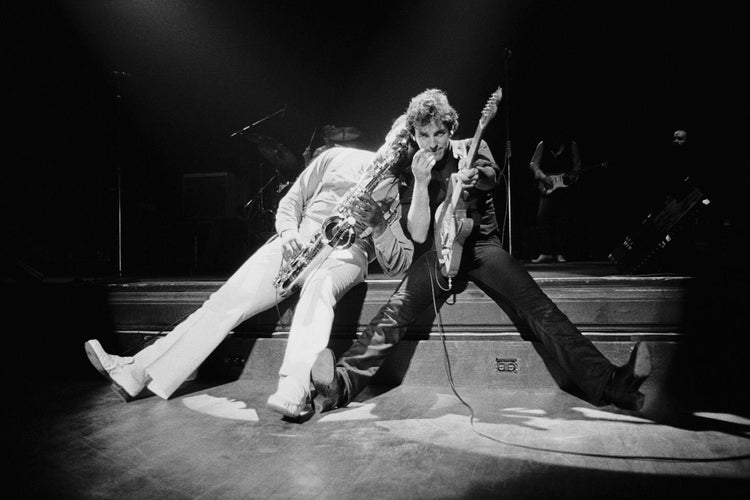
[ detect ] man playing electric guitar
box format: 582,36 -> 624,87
529,126 -> 581,263
311,88 -> 652,415
433,88 -> 502,280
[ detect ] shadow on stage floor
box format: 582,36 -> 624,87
4,374 -> 750,499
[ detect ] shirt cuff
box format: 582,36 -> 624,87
373,225 -> 397,251
275,221 -> 298,235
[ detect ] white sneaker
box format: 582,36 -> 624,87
84,339 -> 146,401
266,376 -> 311,418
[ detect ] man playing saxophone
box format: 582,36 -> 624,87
83,118 -> 414,419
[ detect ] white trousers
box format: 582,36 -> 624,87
133,237 -> 367,398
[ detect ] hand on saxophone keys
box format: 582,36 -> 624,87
349,193 -> 387,239
280,229 -> 303,261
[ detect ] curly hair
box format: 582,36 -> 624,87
378,113 -> 413,177
404,88 -> 459,135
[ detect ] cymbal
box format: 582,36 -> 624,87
246,133 -> 300,173
324,126 -> 361,142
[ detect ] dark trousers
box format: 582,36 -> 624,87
337,232 -> 615,405
537,188 -> 572,256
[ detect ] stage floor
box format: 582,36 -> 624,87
6,260 -> 748,498
9,374 -> 750,499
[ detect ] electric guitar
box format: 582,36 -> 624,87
434,87 -> 503,279
538,161 -> 608,195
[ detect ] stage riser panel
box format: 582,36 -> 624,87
117,335 -> 682,393
107,276 -> 692,334
117,335 -> 708,407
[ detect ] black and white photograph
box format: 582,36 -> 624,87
3,1 -> 749,498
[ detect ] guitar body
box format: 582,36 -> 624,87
539,161 -> 608,195
541,173 -> 569,195
434,174 -> 474,278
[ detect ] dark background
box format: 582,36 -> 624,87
4,0 -> 746,279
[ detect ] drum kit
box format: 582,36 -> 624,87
241,126 -> 361,230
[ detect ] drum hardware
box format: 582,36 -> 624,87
229,106 -> 300,232
244,133 -> 300,176
323,126 -> 361,142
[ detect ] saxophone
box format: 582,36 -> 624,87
273,126 -> 411,297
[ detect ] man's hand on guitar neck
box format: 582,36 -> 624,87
457,158 -> 479,189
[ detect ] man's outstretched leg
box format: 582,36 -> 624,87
85,239 -> 284,401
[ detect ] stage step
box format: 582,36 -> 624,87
104,263 -> 712,397
106,264 -> 693,337
5,261 -> 739,404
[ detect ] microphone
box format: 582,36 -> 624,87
504,48 -> 512,58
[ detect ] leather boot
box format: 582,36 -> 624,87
311,349 -> 348,412
603,342 -> 651,411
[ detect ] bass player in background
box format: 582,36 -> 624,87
311,88 -> 653,415
83,118 -> 415,419
529,123 -> 582,263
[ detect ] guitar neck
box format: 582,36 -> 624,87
460,86 -> 501,172
450,123 -> 486,205
581,161 -> 606,173
462,123 -> 485,170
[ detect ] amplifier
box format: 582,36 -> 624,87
609,178 -> 710,274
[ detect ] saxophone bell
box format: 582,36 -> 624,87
322,215 -> 357,249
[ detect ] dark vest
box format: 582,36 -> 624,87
540,142 -> 574,175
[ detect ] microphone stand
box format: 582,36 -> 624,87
229,105 -> 287,138
303,127 -> 318,166
502,49 -> 513,256
113,70 -> 126,277
244,169 -> 281,216
230,105 -> 287,233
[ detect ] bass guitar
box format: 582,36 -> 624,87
434,87 -> 502,279
539,161 -> 608,195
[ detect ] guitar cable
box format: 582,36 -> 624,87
427,256 -> 477,425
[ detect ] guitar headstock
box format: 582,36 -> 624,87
479,87 -> 503,130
